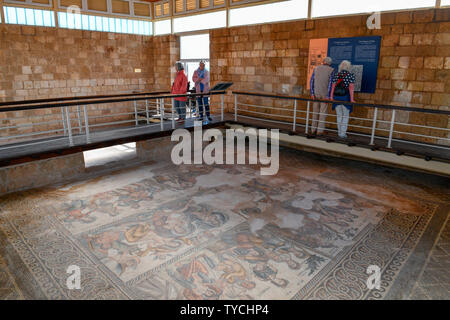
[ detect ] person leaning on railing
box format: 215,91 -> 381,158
310,56 -> 335,136
330,60 -> 356,139
171,62 -> 188,123
192,60 -> 212,122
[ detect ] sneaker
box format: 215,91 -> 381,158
207,116 -> 212,122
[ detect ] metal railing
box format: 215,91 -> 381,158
232,91 -> 450,160
1,88 -> 448,163
0,90 -> 226,153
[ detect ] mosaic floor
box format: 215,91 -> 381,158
0,148 -> 448,300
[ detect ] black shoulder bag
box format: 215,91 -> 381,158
334,72 -> 349,97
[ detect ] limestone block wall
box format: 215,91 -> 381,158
152,35 -> 179,91
0,8 -> 448,145
0,25 -> 154,101
0,25 -> 155,140
209,8 -> 450,144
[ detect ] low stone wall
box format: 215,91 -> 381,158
0,152 -> 85,195
136,136 -> 177,162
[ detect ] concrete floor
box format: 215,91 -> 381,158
0,147 -> 448,300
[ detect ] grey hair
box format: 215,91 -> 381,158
175,62 -> 184,71
323,57 -> 332,65
339,60 -> 351,72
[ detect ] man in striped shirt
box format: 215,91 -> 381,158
309,57 -> 335,136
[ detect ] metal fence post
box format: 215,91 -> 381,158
387,110 -> 396,148
171,98 -> 175,129
234,94 -> 237,121
65,106 -> 74,146
221,93 -> 224,122
160,98 -> 164,131
369,107 -> 378,145
293,100 -> 297,132
83,105 -> 91,144
145,99 -> 150,124
305,101 -> 310,134
76,105 -> 83,133
134,100 -> 138,126
61,107 -> 67,136
196,97 -> 200,119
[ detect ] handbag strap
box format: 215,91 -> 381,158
337,71 -> 348,86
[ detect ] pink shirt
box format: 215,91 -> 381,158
192,69 -> 210,94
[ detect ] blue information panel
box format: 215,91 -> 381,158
327,36 -> 381,93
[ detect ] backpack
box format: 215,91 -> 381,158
334,72 -> 349,97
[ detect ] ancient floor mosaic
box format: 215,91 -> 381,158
0,148 -> 448,299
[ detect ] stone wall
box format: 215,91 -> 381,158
152,34 -> 179,91
136,135 -> 176,162
0,152 -> 85,194
0,8 -> 448,144
0,25 -> 154,101
0,24 -> 155,140
210,8 -> 450,143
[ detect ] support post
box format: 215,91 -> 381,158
234,94 -> 237,121
134,100 -> 138,126
293,100 -> 297,131
171,98 -> 175,129
160,99 -> 164,131
65,106 -> 74,146
145,99 -> 150,124
221,93 -> 224,122
305,101 -> 310,134
387,110 -> 396,148
76,105 -> 83,133
83,105 -> 91,144
61,107 -> 67,136
196,98 -> 200,119
369,107 -> 378,145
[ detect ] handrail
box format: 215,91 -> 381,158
232,90 -> 450,115
0,91 -> 226,113
0,89 -> 228,167
0,90 -> 171,107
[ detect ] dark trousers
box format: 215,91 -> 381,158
197,96 -> 210,118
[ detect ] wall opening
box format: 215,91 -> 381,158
83,142 -> 137,168
180,33 -> 210,90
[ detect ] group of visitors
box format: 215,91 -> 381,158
171,61 -> 212,123
172,57 -> 356,136
310,57 -> 356,139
